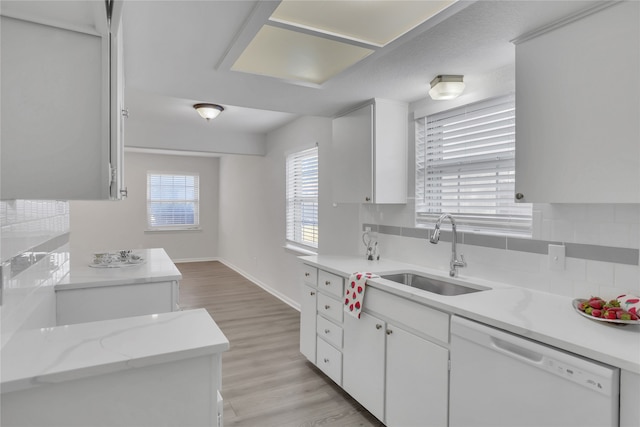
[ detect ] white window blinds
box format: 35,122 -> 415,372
286,147 -> 318,248
147,173 -> 200,229
415,94 -> 532,235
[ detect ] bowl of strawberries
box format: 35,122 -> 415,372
573,294 -> 640,325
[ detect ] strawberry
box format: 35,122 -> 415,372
578,301 -> 589,311
589,299 -> 604,309
602,310 -> 616,319
591,309 -> 602,318
617,312 -> 632,321
585,307 -> 594,315
629,313 -> 638,321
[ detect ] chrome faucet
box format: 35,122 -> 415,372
429,213 -> 467,277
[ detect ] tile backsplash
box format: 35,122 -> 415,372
1,200 -> 70,348
362,203 -> 640,299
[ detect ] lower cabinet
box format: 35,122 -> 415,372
300,284 -> 317,363
343,313 -> 449,426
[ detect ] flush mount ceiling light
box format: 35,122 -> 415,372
193,103 -> 224,120
429,75 -> 465,100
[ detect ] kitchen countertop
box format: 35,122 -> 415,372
0,308 -> 229,394
55,248 -> 182,291
300,255 -> 640,374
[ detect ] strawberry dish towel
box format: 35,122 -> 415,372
344,272 -> 379,319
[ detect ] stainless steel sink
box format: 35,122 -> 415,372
381,273 -> 488,296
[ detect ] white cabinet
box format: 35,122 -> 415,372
342,287 -> 450,425
342,312 -> 386,421
513,2 -> 639,203
386,322 -> 449,427
300,284 -> 317,363
620,370 -> 640,427
332,99 -> 408,204
56,280 -> 179,325
300,265 -> 318,363
0,1 -> 127,200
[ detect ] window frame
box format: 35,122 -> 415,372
285,146 -> 319,249
415,94 -> 532,237
146,172 -> 200,231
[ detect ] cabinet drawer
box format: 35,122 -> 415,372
317,292 -> 344,324
318,270 -> 344,298
316,338 -> 342,385
317,315 -> 343,349
301,265 -> 318,287
364,287 -> 449,343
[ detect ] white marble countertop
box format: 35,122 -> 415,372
1,308 -> 229,393
55,248 -> 182,291
300,255 -> 640,374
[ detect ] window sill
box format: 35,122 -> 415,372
283,243 -> 317,256
145,227 -> 202,233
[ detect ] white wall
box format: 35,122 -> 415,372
217,116 -> 360,309
70,152 -> 219,262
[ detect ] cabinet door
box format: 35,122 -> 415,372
342,312 -> 385,422
1,15 -> 111,200
514,2 -> 639,203
332,104 -> 374,203
300,284 -> 317,363
109,15 -> 127,200
386,323 -> 449,427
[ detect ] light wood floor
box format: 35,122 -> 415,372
177,261 -> 383,427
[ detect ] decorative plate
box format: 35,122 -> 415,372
572,299 -> 640,325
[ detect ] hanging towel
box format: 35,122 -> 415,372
344,272 -> 379,319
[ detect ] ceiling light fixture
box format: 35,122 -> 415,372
193,103 -> 224,120
428,75 -> 465,100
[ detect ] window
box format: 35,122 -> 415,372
147,173 -> 200,230
415,94 -> 532,236
286,147 -> 319,248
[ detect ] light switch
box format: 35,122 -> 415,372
548,244 -> 566,272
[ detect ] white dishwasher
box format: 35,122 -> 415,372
449,316 -> 619,427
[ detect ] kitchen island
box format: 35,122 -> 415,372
55,248 -> 181,325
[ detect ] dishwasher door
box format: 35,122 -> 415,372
449,316 -> 619,427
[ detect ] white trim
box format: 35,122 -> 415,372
172,257 -> 219,264
217,258 -> 301,312
145,227 -> 202,233
283,243 -> 317,256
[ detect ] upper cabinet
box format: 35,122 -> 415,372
0,1 -> 127,200
332,99 -> 408,204
513,1 -> 639,203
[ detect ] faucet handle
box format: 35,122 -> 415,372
459,254 -> 467,267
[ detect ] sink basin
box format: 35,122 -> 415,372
381,273 -> 488,296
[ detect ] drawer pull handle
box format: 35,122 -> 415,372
310,291 -> 316,296
324,329 -> 330,334
324,358 -> 329,363
376,324 -> 382,330
324,305 -> 331,310
325,281 -> 331,286
305,272 -> 310,277
386,329 -> 393,335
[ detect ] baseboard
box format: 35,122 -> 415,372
217,259 -> 301,312
172,257 -> 220,264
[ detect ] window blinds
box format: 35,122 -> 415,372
415,94 -> 532,235
286,147 -> 319,248
147,173 -> 200,228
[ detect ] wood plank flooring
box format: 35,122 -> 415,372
177,261 -> 383,427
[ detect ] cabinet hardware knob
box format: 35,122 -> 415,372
325,305 -> 330,310
305,272 -> 310,277
376,324 -> 382,330
324,329 -> 330,334
121,108 -> 129,118
310,291 -> 315,296
515,192 -> 524,200
386,329 -> 393,335
325,281 -> 331,285
365,196 -> 371,202
324,358 -> 329,363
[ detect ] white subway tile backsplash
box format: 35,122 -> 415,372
585,260 -> 615,286
613,264 -> 640,295
614,204 -> 640,224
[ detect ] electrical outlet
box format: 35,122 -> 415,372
548,244 -> 565,272
364,226 -> 371,232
